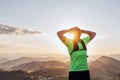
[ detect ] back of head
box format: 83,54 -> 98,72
70,26 -> 80,31
70,26 -> 81,34
70,26 -> 81,40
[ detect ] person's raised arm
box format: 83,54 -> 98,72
81,30 -> 96,41
57,29 -> 70,42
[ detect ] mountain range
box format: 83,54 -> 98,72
0,57 -> 38,69
89,56 -> 120,80
11,60 -> 69,72
0,55 -> 120,80
0,56 -> 70,69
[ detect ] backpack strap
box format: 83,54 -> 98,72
80,39 -> 87,51
70,39 -> 87,56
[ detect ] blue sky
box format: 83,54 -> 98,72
0,0 -> 120,56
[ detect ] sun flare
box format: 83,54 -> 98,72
64,33 -> 74,40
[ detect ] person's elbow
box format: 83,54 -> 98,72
93,32 -> 96,37
90,32 -> 96,40
57,31 -> 60,37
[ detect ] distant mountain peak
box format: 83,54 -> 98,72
97,56 -> 118,62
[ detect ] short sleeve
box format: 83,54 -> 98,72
82,35 -> 91,45
64,38 -> 73,54
64,38 -> 73,47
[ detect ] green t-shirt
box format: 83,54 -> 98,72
64,36 -> 90,71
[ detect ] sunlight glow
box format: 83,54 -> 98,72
64,33 -> 74,40
81,34 -> 88,38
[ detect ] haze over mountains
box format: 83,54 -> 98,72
0,54 -> 70,69
0,54 -> 120,80
0,57 -> 38,68
0,54 -> 119,69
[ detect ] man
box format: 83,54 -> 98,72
57,27 -> 96,80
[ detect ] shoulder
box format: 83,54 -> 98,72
82,35 -> 91,45
64,38 -> 73,47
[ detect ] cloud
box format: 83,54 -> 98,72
0,24 -> 41,35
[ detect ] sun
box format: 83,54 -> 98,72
64,33 -> 74,40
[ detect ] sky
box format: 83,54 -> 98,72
0,0 -> 120,57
